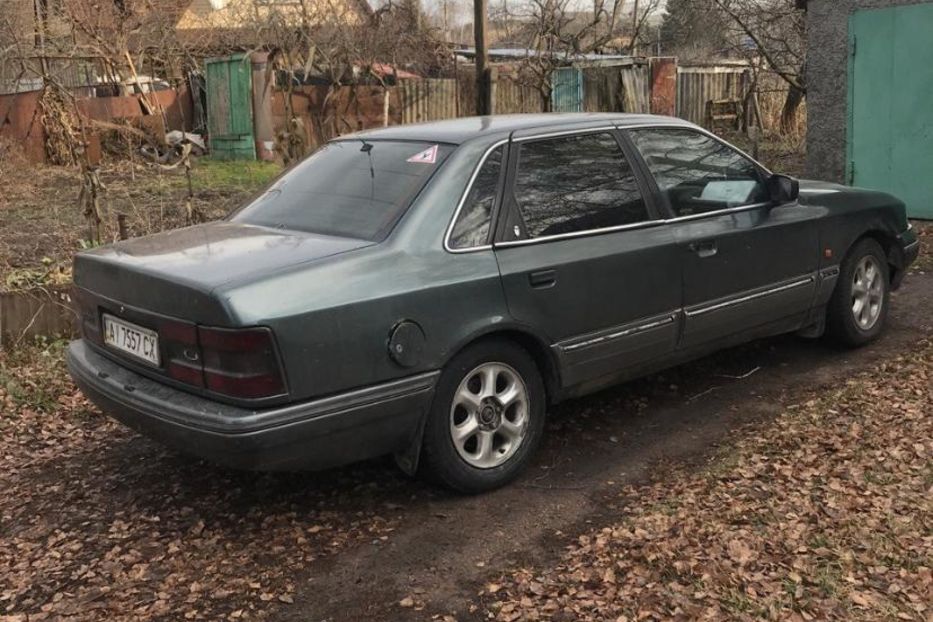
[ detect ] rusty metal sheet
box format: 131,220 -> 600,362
0,91 -> 46,163
649,57 -> 677,116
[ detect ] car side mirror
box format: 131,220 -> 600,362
767,174 -> 800,205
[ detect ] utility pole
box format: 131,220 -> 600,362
33,0 -> 50,76
631,0 -> 639,56
443,0 -> 449,41
474,0 -> 491,115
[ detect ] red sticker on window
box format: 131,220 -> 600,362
407,145 -> 439,164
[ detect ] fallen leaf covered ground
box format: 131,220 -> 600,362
485,339 -> 932,622
0,341 -> 410,621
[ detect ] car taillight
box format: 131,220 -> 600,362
161,320 -> 205,388
198,326 -> 286,399
161,321 -> 286,400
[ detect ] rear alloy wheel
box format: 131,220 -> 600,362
421,340 -> 545,493
827,238 -> 890,347
450,362 -> 529,469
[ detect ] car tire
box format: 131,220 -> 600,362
826,238 -> 890,347
420,339 -> 546,494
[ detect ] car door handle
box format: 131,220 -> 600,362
529,270 -> 557,289
688,240 -> 718,258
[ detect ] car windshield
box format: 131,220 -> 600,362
231,140 -> 453,241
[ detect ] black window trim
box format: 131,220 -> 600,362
494,127 -> 665,248
443,139 -> 509,254
619,124 -> 775,223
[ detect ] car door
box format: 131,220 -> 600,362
624,127 -> 822,350
492,127 -> 682,390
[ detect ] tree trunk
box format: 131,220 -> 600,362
780,60 -> 807,135
780,84 -> 804,134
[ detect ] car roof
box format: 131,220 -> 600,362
344,113 -> 695,146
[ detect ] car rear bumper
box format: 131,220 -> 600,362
67,340 -> 438,471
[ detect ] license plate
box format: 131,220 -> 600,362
103,314 -> 160,366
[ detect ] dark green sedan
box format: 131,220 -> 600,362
67,114 -> 920,493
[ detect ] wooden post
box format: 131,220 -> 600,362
124,52 -> 154,115
474,0 -> 491,115
250,52 -> 275,161
117,214 -> 128,240
489,66 -> 498,114
383,87 -> 390,127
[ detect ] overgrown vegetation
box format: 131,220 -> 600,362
0,155 -> 281,290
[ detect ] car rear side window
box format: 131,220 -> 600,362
448,146 -> 503,249
232,140 -> 453,241
628,128 -> 768,217
512,132 -> 649,239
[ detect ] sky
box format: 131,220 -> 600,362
372,0 -> 669,29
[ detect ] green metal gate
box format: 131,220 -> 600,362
551,67 -> 583,113
848,3 -> 933,219
206,54 -> 255,160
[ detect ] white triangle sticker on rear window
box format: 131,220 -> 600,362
407,145 -> 439,164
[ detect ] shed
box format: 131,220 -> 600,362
805,0 -> 933,219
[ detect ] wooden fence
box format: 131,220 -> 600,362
676,63 -> 751,126
399,79 -> 460,124
392,62 -> 777,134
0,287 -> 75,347
2,57 -> 790,166
495,79 -> 546,114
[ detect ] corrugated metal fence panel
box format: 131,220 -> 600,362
400,79 -> 459,124
676,65 -> 749,126
582,65 -> 649,113
0,57 -> 99,95
619,64 -> 650,113
649,57 -> 677,115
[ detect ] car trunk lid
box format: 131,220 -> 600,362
74,221 -> 373,324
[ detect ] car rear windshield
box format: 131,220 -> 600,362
231,140 -> 454,241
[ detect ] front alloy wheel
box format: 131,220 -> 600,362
827,238 -> 890,347
851,255 -> 884,331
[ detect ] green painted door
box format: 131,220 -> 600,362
551,68 -> 583,112
206,54 -> 256,160
849,3 -> 933,219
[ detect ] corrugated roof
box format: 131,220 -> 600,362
455,48 -> 635,62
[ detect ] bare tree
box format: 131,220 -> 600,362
659,0 -> 732,59
711,0 -> 806,133
490,0 -> 660,111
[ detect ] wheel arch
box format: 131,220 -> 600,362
850,229 -> 904,286
443,325 -> 562,406
395,323 -> 560,478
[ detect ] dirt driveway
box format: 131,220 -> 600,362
2,270 -> 931,622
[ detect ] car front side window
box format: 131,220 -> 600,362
511,132 -> 650,239
449,146 -> 504,249
628,128 -> 768,218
